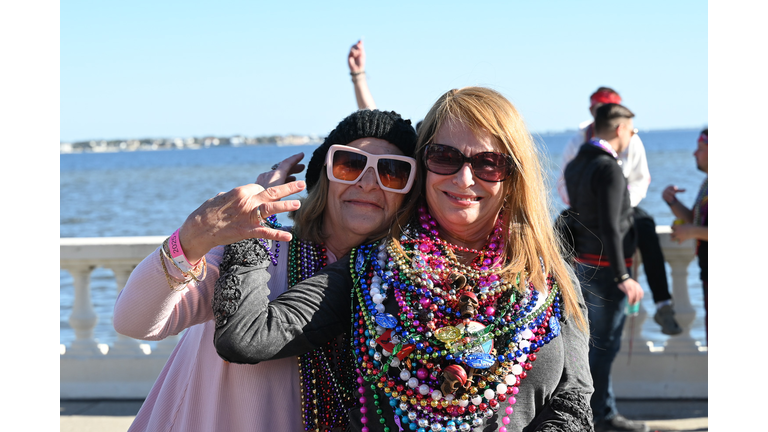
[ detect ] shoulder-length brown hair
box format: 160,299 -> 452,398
289,173 -> 330,245
390,86 -> 586,330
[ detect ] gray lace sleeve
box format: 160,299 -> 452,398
213,238 -> 270,328
212,238 -> 354,364
533,391 -> 594,432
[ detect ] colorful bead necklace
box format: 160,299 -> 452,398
348,209 -> 563,432
588,137 -> 619,162
290,236 -> 358,431
258,214 -> 282,266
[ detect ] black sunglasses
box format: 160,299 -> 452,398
424,143 -> 513,182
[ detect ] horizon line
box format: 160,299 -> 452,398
60,125 -> 707,144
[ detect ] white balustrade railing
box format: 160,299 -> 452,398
60,230 -> 707,399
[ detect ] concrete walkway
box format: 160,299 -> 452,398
60,398 -> 708,432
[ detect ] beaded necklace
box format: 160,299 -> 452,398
258,214 -> 282,266
349,209 -> 563,432
290,235 -> 358,431
588,137 -> 622,167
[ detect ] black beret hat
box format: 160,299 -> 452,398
305,110 -> 418,191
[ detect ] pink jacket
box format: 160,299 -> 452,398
113,238 -> 337,432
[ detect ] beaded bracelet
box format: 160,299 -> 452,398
161,237 -> 207,282
350,70 -> 365,76
159,251 -> 189,292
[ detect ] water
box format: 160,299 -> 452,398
60,129 -> 708,347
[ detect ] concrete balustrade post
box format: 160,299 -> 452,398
108,264 -> 146,356
656,228 -> 698,353
65,264 -> 102,356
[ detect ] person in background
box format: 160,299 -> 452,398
662,128 -> 708,343
347,39 -> 423,133
557,87 -> 682,336
113,109 -> 418,432
564,103 -> 649,432
348,39 -> 377,110
214,86 -> 595,431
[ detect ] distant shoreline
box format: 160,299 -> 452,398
60,127 -> 703,154
59,135 -> 323,154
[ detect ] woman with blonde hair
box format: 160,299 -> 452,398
215,87 -> 594,431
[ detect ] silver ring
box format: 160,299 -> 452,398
271,163 -> 279,170
256,205 -> 267,227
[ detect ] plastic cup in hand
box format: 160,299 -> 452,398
625,301 -> 640,316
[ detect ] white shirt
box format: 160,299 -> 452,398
556,120 -> 651,208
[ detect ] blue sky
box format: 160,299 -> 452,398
60,0 -> 708,142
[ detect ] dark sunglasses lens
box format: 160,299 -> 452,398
377,159 -> 412,190
426,145 -> 463,174
332,150 -> 367,181
472,153 -> 512,181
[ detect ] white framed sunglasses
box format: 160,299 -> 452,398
325,144 -> 417,194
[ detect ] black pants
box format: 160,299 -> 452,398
634,206 -> 671,304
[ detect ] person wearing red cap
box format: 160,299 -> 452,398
556,87 -> 683,337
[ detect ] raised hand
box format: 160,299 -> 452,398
662,185 -> 686,205
348,39 -> 366,74
256,152 -> 306,190
178,181 -> 306,263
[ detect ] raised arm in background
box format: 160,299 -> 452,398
348,39 -> 376,110
663,185 -> 708,243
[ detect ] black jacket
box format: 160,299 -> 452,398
564,142 -> 636,279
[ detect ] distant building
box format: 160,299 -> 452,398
60,133 -> 324,153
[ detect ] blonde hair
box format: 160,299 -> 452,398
392,87 -> 587,330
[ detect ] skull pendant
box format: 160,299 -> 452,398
458,291 -> 479,319
439,364 -> 469,396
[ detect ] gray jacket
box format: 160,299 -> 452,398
213,238 -> 594,432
